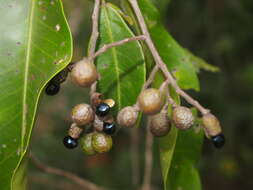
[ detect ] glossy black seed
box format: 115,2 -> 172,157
103,122 -> 116,135
211,134 -> 225,148
45,82 -> 60,96
96,103 -> 110,117
63,136 -> 78,149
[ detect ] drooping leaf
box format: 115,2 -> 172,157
95,3 -> 146,112
0,0 -> 72,189
184,49 -> 220,73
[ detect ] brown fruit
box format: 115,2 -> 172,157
68,123 -> 83,139
202,113 -> 222,137
172,106 -> 194,130
70,58 -> 98,87
80,133 -> 96,155
92,132 -> 112,153
150,113 -> 171,137
71,104 -> 94,126
138,88 -> 165,115
117,106 -> 139,128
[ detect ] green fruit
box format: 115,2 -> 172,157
92,132 -> 112,153
80,133 -> 96,155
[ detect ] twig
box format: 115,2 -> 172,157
130,128 -> 140,187
142,65 -> 159,90
29,175 -> 82,190
128,0 -> 210,115
88,0 -> 101,59
141,118 -> 153,190
92,35 -> 146,59
30,153 -> 106,190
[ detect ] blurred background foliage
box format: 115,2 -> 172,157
28,0 -> 253,189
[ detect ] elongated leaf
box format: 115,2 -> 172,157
96,3 -> 146,112
0,0 -> 72,189
184,49 -> 220,73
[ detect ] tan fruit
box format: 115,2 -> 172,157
92,132 -> 112,153
68,123 -> 83,139
172,106 -> 194,130
71,104 -> 94,126
202,113 -> 222,137
138,88 -> 165,115
150,113 -> 171,137
117,106 -> 139,128
70,58 -> 98,87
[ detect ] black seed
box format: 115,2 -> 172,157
52,68 -> 69,84
103,122 -> 116,135
211,134 -> 225,148
96,103 -> 110,117
45,82 -> 60,96
63,136 -> 78,149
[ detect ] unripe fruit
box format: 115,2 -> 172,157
92,133 -> 112,153
70,58 -> 98,87
45,82 -> 60,96
150,113 -> 171,137
63,136 -> 78,149
138,88 -> 165,115
202,114 -> 222,137
172,106 -> 194,130
80,133 -> 96,155
103,122 -> 116,135
117,106 -> 138,128
71,104 -> 94,126
96,103 -> 111,117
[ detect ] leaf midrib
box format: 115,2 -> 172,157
21,0 -> 35,151
103,5 -> 121,109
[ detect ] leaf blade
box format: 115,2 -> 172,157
0,0 -> 72,189
96,3 -> 146,112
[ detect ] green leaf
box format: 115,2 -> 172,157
184,49 -> 220,73
0,0 -> 72,189
151,0 -> 171,19
95,3 -> 146,112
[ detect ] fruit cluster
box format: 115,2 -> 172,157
117,87 -> 225,148
46,57 -> 224,153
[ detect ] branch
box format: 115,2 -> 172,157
92,35 -> 146,59
142,65 -> 159,90
88,0 -> 101,59
141,118 -> 153,190
130,128 -> 140,187
129,0 -> 210,115
30,153 -> 107,190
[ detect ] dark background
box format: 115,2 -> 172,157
28,0 -> 253,189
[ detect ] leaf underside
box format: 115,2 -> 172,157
0,0 -> 72,189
